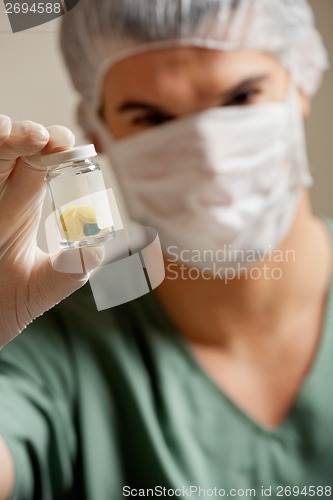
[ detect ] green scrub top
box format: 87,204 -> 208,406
1,221 -> 333,500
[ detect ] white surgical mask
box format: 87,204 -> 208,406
95,86 -> 312,272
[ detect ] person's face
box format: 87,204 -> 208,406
101,48 -> 309,141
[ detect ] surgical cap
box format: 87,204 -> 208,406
60,0 -> 328,114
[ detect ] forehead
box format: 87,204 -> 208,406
102,48 -> 285,103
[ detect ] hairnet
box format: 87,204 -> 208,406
60,0 -> 328,114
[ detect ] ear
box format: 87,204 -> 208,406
298,88 -> 311,117
90,133 -> 103,154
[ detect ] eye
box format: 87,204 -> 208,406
224,89 -> 261,107
132,112 -> 174,126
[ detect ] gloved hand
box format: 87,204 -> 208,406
0,116 -> 103,348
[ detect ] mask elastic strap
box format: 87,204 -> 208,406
77,99 -> 118,150
287,81 -> 313,190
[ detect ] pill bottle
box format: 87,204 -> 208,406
43,145 -> 114,249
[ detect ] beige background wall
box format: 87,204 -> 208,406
306,0 -> 333,217
0,1 -> 332,216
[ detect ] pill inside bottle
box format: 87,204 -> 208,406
43,144 -> 114,249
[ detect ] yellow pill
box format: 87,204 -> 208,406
77,206 -> 97,224
59,205 -> 77,232
63,216 -> 83,241
62,205 -> 77,218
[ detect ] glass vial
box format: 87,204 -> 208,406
43,144 -> 114,249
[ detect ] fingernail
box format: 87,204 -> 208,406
31,124 -> 49,145
0,115 -> 11,139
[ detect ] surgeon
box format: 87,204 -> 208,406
0,0 -> 332,498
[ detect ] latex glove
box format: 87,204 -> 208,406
0,116 -> 103,348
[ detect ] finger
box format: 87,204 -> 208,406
0,119 -> 49,164
4,125 -> 75,204
22,125 -> 75,170
0,115 -> 12,148
42,125 -> 76,155
0,120 -> 49,193
0,115 -> 12,191
0,126 -> 76,233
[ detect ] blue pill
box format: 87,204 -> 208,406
84,223 -> 100,236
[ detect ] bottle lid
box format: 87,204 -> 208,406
40,144 -> 97,168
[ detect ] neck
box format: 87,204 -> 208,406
154,193 -> 332,347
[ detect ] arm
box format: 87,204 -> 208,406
0,310 -> 78,499
0,435 -> 14,500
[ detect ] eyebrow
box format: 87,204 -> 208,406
117,101 -> 171,114
116,74 -> 270,114
220,74 -> 269,104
